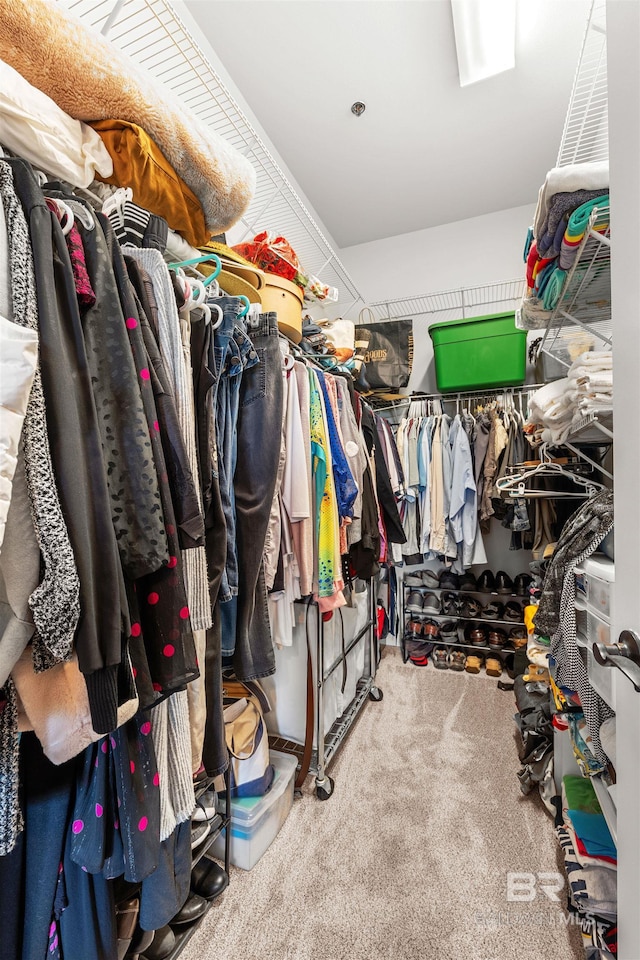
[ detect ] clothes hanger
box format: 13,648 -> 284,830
48,197 -> 75,236
496,455 -> 604,499
102,186 -> 133,220
237,295 -> 251,320
66,198 -> 95,230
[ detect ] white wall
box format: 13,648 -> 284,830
340,203 -> 536,392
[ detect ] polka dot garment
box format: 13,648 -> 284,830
69,712 -> 161,884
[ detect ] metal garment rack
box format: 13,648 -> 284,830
271,582 -> 382,801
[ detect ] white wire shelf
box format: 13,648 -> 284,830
366,278 -> 525,326
57,0 -> 366,316
539,202 -> 611,366
557,0 -> 608,167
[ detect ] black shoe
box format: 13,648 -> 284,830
191,856 -> 229,902
141,927 -> 175,960
495,571 -> 514,595
438,569 -> 459,590
514,573 -> 533,597
171,893 -> 209,926
459,571 -> 477,591
126,925 -> 155,959
476,570 -> 495,592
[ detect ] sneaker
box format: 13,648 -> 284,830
440,620 -> 459,642
476,570 -> 495,593
422,592 -> 442,614
495,571 -> 514,595
192,789 -> 217,822
406,589 -> 424,614
191,820 -> 213,851
407,618 -> 425,639
404,573 -> 424,587
422,569 -> 442,588
448,649 -> 467,671
432,647 -> 449,670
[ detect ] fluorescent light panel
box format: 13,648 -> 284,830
451,0 -> 516,87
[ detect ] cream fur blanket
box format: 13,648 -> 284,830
0,0 -> 256,235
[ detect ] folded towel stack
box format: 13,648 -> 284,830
526,351 -> 613,441
518,163 -> 610,330
526,377 -> 575,444
568,351 -> 613,424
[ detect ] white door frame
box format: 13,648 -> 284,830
607,2 -> 640,957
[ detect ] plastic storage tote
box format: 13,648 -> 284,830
211,749 -> 298,870
428,311 -> 527,392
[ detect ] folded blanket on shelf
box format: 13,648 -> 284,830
537,189 -> 609,253
534,161 -> 609,240
570,350 -> 613,370
0,0 -> 257,235
528,378 -> 573,417
541,267 -> 568,311
559,195 -> 610,271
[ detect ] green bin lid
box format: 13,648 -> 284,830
428,311 -> 515,333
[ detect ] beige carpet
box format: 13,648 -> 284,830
181,648 -> 584,960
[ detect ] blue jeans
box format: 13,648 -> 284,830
212,299 -> 243,604
232,312 -> 284,680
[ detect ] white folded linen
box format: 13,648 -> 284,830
534,161 -> 609,239
0,60 -> 113,188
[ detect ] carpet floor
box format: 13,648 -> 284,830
180,647 -> 584,960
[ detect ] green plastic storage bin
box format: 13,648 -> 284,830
428,311 -> 527,392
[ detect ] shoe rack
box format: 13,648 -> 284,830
399,577 -> 529,662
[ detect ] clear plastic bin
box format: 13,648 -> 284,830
576,556 -> 614,621
212,750 -> 297,871
587,645 -> 616,710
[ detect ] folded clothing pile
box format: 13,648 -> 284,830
525,351 -> 613,442
525,377 -> 575,444
566,351 -> 613,423
517,162 -> 609,329
557,775 -> 617,918
0,0 -> 256,244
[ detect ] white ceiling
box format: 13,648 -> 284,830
185,0 -> 590,249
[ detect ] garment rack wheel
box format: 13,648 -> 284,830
315,775 -> 335,801
369,686 -> 383,702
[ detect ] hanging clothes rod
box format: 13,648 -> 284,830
371,383 -> 546,413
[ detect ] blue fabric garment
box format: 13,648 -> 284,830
315,370 -> 358,521
448,414 -> 477,566
566,809 -> 617,860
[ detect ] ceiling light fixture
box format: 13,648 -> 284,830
351,101 -> 366,117
451,0 -> 516,87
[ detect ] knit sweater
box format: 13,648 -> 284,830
0,162 -> 80,665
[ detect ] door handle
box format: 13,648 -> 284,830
592,629 -> 640,692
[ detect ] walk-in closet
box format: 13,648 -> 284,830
0,0 -> 637,958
